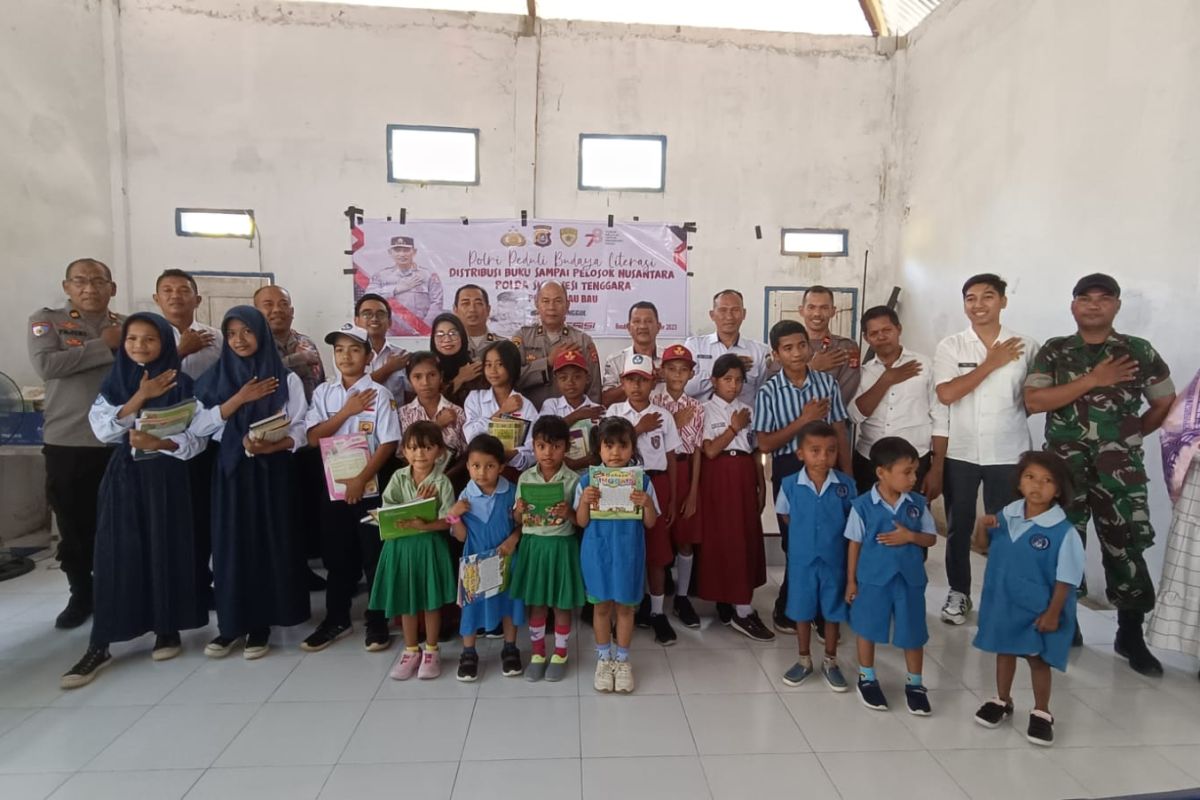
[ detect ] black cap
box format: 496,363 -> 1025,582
1072,273 -> 1120,298
388,235 -> 415,249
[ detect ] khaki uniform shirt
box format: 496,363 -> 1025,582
512,324 -> 601,409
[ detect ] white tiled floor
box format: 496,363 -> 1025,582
2,548 -> 1199,800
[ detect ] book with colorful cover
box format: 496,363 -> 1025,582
567,419 -> 593,462
319,434 -> 379,502
587,466 -> 644,520
488,416 -> 530,452
247,410 -> 290,442
132,399 -> 196,460
519,481 -> 568,530
458,548 -> 511,606
365,496 -> 439,540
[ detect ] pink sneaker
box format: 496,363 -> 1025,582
389,650 -> 421,681
418,649 -> 441,679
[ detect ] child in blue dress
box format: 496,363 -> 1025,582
576,416 -> 660,694
845,436 -> 938,715
449,434 -> 525,681
972,450 -> 1085,746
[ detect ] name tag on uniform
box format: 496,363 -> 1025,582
958,362 -> 978,368
697,354 -> 713,359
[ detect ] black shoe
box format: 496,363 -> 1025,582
904,684 -> 932,716
635,595 -> 652,629
650,613 -> 677,646
484,624 -> 504,639
305,569 -> 327,591
731,611 -> 776,642
812,614 -> 826,642
55,595 -> 92,630
300,619 -> 353,653
664,569 -> 676,597
1026,712 -> 1054,746
581,603 -> 594,627
974,698 -> 1014,728
364,622 -> 391,652
61,646 -> 112,689
204,635 -> 242,658
1072,622 -> 1083,648
857,678 -> 889,711
673,596 -> 700,629
1115,610 -> 1163,677
245,627 -> 271,660
152,632 -> 182,662
772,608 -> 796,635
501,644 -> 523,676
457,650 -> 479,682
716,603 -> 734,626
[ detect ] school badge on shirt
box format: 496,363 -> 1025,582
835,484 -> 849,498
1030,534 -> 1051,551
650,434 -> 661,449
906,505 -> 921,521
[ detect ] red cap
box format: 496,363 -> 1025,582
661,344 -> 694,366
553,349 -> 587,372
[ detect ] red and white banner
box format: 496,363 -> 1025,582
351,218 -> 689,338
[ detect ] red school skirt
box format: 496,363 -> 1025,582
695,452 -> 766,605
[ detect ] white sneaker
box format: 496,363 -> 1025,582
593,659 -> 615,693
613,661 -> 635,694
941,590 -> 971,625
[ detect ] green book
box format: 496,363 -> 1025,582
368,496 -> 439,540
519,481 -> 568,530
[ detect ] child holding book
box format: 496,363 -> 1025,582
971,451 -> 1084,746
463,340 -> 538,476
449,434 -> 526,681
192,306 -> 311,660
540,349 -> 604,473
649,344 -> 705,627
510,415 -> 585,682
399,351 -> 467,486
301,323 -> 401,653
371,421 -> 459,680
606,352 -> 681,645
61,312 -> 209,688
845,436 -> 938,715
577,416 -> 660,693
777,421 -> 857,689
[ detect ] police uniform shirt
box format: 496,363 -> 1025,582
467,331 -> 502,361
190,371 -> 309,451
174,320 -> 222,380
513,324 -> 602,406
605,400 -> 682,472
28,302 -> 125,447
89,397 -> 206,461
368,340 -> 412,402
849,349 -> 948,459
996,500 -> 1085,586
701,395 -> 756,453
682,332 -> 771,405
304,374 -> 401,451
811,332 -> 862,405
602,345 -> 662,391
365,266 -> 444,332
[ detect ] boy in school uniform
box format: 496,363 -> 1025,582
540,349 -> 604,473
845,436 -> 938,715
302,323 -> 401,652
606,352 -> 682,645
777,421 -> 857,691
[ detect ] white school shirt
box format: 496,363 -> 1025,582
540,394 -> 601,418
605,401 -> 682,472
683,332 -> 771,405
602,345 -> 662,391
368,340 -> 411,401
189,371 -> 309,452
88,396 -> 206,460
850,349 -> 949,459
304,374 -> 401,450
173,320 -> 222,380
462,388 -> 538,470
700,395 -> 756,453
932,326 -> 1039,466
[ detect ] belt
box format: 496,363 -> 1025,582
674,452 -> 692,461
720,449 -> 752,457
646,469 -> 666,477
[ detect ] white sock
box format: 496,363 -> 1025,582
735,604 -> 754,617
650,594 -> 664,615
674,554 -> 694,597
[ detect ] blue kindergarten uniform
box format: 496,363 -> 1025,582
575,471 -> 659,606
846,488 -> 936,649
974,500 -> 1084,671
777,469 -> 857,623
459,477 -> 526,634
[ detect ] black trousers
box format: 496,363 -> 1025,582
772,452 -> 803,616
942,458 -> 1016,595
43,444 -> 114,596
320,495 -> 385,628
188,440 -> 218,603
296,446 -> 327,561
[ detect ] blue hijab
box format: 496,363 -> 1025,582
195,305 -> 291,473
99,312 -> 194,409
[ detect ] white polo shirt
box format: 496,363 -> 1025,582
682,332 -> 771,405
933,326 -> 1039,465
605,400 -> 682,472
850,349 -> 949,458
368,340 -> 411,402
304,373 -> 401,450
701,395 -> 756,453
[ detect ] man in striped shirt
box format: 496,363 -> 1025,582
754,320 -> 851,634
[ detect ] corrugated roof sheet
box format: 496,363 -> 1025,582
881,0 -> 942,35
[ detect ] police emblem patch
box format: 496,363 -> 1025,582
31,322 -> 50,337
1030,534 -> 1050,551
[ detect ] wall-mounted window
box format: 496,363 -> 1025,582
578,134 -> 666,192
176,208 -> 255,239
780,228 -> 848,257
387,124 -> 480,185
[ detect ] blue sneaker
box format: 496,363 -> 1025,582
822,660 -> 849,693
782,661 -> 813,687
905,684 -> 932,716
857,677 -> 889,710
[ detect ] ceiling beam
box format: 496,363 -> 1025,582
858,0 -> 890,37
523,0 -> 536,36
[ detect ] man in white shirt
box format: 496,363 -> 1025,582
684,289 -> 771,405
850,306 -> 948,496
602,301 -> 663,405
933,273 -> 1039,625
355,293 -> 411,402
152,269 -> 221,380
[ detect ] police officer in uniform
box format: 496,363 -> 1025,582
513,281 -> 601,409
1025,273 -> 1176,676
365,236 -> 445,336
27,258 -> 125,628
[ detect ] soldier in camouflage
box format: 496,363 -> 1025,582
1024,273 -> 1176,676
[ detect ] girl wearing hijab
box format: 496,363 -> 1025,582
61,313 -> 209,689
430,312 -> 485,407
192,306 -> 311,660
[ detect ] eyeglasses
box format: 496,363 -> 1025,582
434,330 -> 461,340
67,277 -> 112,289
358,310 -> 389,320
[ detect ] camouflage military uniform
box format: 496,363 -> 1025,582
1026,332 -> 1175,611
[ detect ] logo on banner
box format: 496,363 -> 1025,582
533,225 -> 553,247
559,227 -> 578,247
585,228 -> 603,247
500,230 -> 526,247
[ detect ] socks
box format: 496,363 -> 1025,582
650,594 -> 664,615
554,624 -> 571,658
529,616 -> 547,658
797,654 -> 813,669
502,641 -> 518,654
463,645 -> 477,657
860,666 -> 877,682
675,554 -> 694,597
405,645 -> 420,653
906,672 -> 922,686
425,643 -> 438,652
596,643 -> 612,661
735,604 -> 754,617
615,646 -> 630,662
